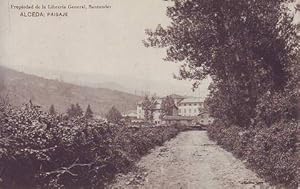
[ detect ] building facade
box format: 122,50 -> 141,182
137,96 -> 213,125
178,98 -> 205,116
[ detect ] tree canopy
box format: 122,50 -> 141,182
106,106 -> 122,124
141,95 -> 157,122
49,104 -> 56,115
67,103 -> 84,118
161,95 -> 176,117
85,104 -> 93,119
145,0 -> 299,127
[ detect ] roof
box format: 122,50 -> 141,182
178,97 -> 204,104
163,116 -> 195,121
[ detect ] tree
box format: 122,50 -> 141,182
67,104 -> 76,117
85,104 -> 93,119
67,103 -> 83,117
49,104 -> 56,115
161,96 -> 176,117
141,95 -> 157,122
106,106 -> 122,124
144,0 -> 299,128
75,103 -> 83,117
141,96 -> 151,121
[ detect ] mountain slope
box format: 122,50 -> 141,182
0,66 -> 141,116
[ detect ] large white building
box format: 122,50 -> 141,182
137,96 -> 210,124
178,97 -> 205,116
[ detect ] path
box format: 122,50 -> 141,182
109,131 -> 269,189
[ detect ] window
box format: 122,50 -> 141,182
189,109 -> 191,113
184,109 -> 186,113
194,109 -> 197,113
178,109 -> 181,113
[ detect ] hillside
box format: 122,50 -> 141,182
0,66 -> 142,116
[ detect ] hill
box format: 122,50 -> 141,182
0,66 -> 142,116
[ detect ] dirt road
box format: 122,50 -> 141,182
109,131 -> 269,189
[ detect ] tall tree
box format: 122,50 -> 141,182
106,106 -> 122,124
161,96 -> 176,117
144,0 -> 298,128
49,104 -> 56,115
85,104 -> 93,119
67,103 -> 83,117
67,104 -> 76,117
141,95 -> 157,122
75,103 -> 83,117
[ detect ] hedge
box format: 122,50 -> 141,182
207,120 -> 299,188
0,102 -> 184,189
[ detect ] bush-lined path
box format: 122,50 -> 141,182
110,131 -> 269,189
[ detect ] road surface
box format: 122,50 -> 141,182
109,131 -> 269,189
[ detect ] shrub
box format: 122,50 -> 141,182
247,121 -> 298,187
207,120 -> 299,188
0,102 -> 183,189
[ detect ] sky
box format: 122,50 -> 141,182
0,0 -> 211,97
0,0 -> 299,97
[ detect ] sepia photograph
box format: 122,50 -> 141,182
0,0 -> 299,188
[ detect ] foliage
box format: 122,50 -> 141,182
141,95 -> 157,122
145,0 -> 298,127
145,0 -> 299,187
0,101 -> 183,189
49,104 -> 56,115
66,103 -> 83,118
84,105 -> 93,119
105,106 -> 122,124
208,120 -> 299,188
161,95 -> 176,118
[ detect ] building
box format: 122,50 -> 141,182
178,97 -> 205,116
137,95 -> 213,125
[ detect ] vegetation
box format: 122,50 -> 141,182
141,95 -> 157,122
84,104 -> 93,119
145,0 -> 299,187
160,95 -> 176,117
106,106 -> 123,124
0,99 -> 184,189
49,104 -> 56,115
66,103 -> 83,118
